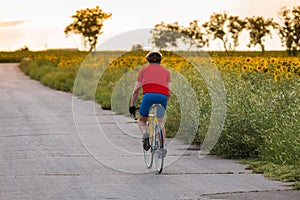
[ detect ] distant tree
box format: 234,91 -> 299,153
245,16 -> 276,54
18,45 -> 29,51
181,20 -> 208,50
277,6 -> 300,56
228,16 -> 246,51
150,22 -> 183,50
203,12 -> 245,54
131,44 -> 143,50
150,21 -> 208,51
203,12 -> 228,53
64,6 -> 111,52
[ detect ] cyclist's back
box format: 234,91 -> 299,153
137,63 -> 170,97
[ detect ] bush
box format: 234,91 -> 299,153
20,59 -> 75,92
212,70 -> 299,162
20,59 -> 56,80
41,71 -> 74,92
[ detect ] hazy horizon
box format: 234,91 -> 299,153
0,0 -> 299,51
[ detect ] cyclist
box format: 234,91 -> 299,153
129,51 -> 171,152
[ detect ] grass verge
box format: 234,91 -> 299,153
240,159 -> 300,190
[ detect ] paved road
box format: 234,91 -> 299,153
0,63 -> 298,200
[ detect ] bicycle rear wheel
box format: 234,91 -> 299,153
154,124 -> 164,174
143,132 -> 154,168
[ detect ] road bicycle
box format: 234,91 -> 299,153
133,104 -> 165,174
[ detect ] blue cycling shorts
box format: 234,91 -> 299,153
139,93 -> 168,118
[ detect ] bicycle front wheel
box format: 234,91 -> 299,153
154,124 -> 164,174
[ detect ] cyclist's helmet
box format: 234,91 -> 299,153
146,51 -> 162,63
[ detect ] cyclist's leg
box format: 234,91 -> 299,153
158,118 -> 166,143
156,94 -> 168,148
139,93 -> 153,150
138,116 -> 148,135
139,93 -> 153,133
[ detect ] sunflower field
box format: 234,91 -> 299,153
1,49 -> 299,188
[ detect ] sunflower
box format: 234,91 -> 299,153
248,66 -> 254,72
246,57 -> 252,63
274,75 -> 283,83
256,65 -> 263,72
273,65 -> 281,73
226,64 -> 232,71
260,58 -> 266,64
280,65 -> 288,73
270,57 -> 277,65
285,72 -> 294,80
242,65 -> 248,72
274,69 -> 282,76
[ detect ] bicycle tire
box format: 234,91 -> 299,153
143,130 -> 154,168
154,124 -> 164,174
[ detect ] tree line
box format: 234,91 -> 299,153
64,6 -> 299,55
150,6 -> 300,55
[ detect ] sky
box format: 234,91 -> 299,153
0,0 -> 299,51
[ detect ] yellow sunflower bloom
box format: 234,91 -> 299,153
226,64 -> 232,71
285,72 -> 294,80
246,57 -> 252,63
256,65 -> 263,72
270,57 -> 278,65
280,65 -> 288,73
274,75 -> 283,83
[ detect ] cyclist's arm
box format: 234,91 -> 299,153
130,81 -> 141,106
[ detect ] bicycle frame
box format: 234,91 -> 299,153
147,104 -> 164,173
147,104 -> 163,144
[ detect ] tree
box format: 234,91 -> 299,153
150,21 -> 208,51
131,44 -> 143,50
181,20 -> 208,50
203,12 -> 228,53
18,45 -> 29,51
228,16 -> 246,51
245,16 -> 276,54
277,6 -> 300,56
203,12 -> 245,54
150,22 -> 183,50
64,6 -> 111,52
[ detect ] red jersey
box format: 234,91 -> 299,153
137,64 -> 171,97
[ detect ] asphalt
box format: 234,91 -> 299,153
0,63 -> 298,200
